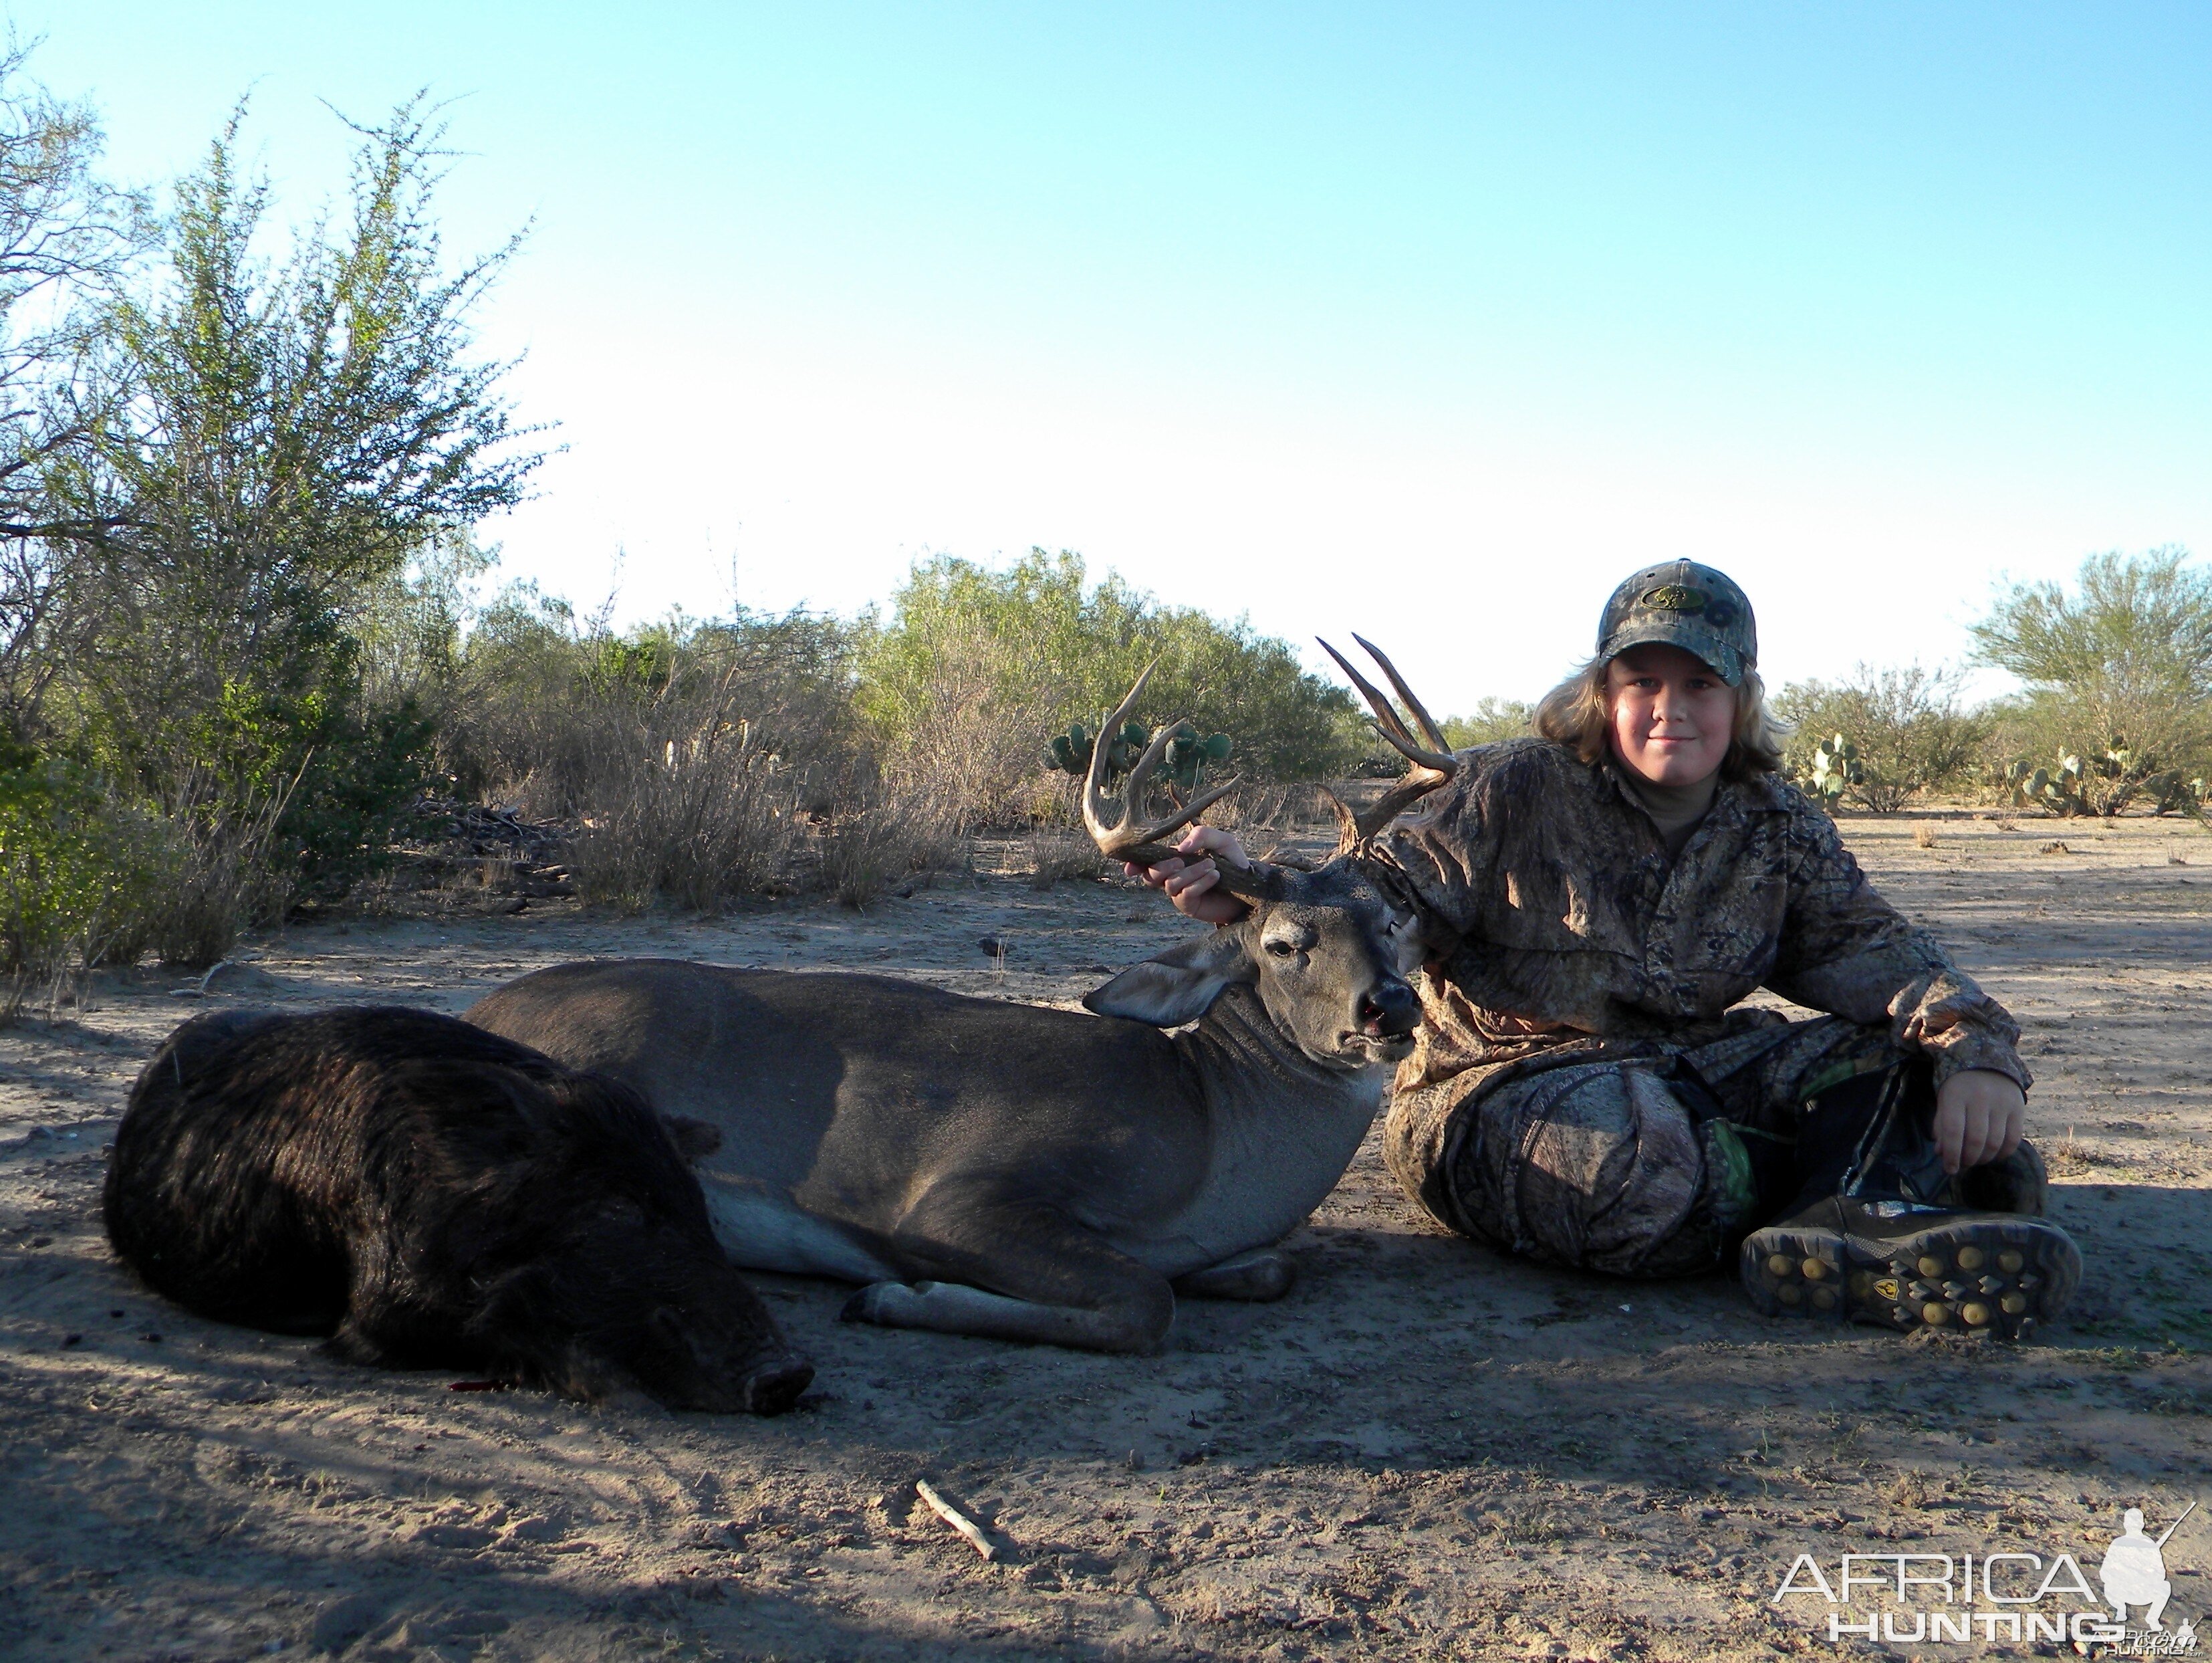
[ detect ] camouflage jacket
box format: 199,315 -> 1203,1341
1360,738 -> 2030,1101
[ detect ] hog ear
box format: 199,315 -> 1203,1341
1083,929 -> 1256,1027
660,1114 -> 723,1161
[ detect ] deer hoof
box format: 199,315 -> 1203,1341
1176,1250 -> 1296,1301
841,1281 -> 915,1325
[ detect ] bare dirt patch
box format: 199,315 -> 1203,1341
3,818 -> 2209,1659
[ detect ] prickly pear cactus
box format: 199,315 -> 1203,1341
2035,756 -> 2070,814
2005,740 -> 2207,818
1158,722 -> 1234,792
2140,769 -> 2209,816
1042,717 -> 1231,790
1809,734 -> 1862,805
2002,754 -> 2088,814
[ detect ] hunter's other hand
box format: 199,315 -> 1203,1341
1933,1069 -> 2027,1175
1126,826 -> 1253,925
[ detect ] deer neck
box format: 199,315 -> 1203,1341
1136,986 -> 1384,1268
1177,986 -> 1387,1155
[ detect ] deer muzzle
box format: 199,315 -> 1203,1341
1358,979 -> 1422,1040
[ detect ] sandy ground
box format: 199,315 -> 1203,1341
3,814 -> 2209,1660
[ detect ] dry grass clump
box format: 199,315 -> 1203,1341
815,786 -> 961,911
1213,782 -> 1334,847
140,811 -> 297,968
2045,1125 -> 2092,1177
1023,828 -> 1106,890
451,613 -> 1076,913
562,719 -> 802,914
865,649 -> 1061,840
1913,821 -> 1939,849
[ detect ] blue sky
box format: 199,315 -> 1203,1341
21,3 -> 2212,711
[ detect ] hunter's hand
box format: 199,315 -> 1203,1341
1126,826 -> 1253,925
1933,1069 -> 2027,1175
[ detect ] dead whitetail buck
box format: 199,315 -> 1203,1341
467,639 -> 1459,1353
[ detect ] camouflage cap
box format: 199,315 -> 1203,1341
1596,560 -> 1757,687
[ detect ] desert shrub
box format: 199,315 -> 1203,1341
817,796 -> 951,909
0,46 -> 146,739
1440,697 -> 1533,751
444,592 -> 867,912
452,588 -> 858,811
134,779 -> 298,966
856,550 -> 1362,831
0,753 -> 164,1013
1972,549 -> 2212,815
1773,664 -> 1989,813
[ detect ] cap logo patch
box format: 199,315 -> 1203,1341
1640,584 -> 1705,613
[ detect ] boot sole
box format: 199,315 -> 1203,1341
1740,1211 -> 2081,1340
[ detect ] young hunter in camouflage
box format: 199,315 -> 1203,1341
1137,560 -> 2081,1339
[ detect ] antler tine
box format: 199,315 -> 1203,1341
1316,639 -> 1454,773
1100,766 -> 1269,902
1316,636 -> 1398,736
1318,637 -> 1461,844
1119,716 -> 1243,851
1080,662 -> 1270,900
1351,777 -> 1447,844
1351,633 -> 1453,759
1081,659 -> 1158,843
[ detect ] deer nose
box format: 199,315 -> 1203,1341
1359,980 -> 1421,1038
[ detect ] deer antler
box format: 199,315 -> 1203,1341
1318,635 -> 1461,846
1081,663 -> 1273,902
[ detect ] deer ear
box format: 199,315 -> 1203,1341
1082,930 -> 1256,1026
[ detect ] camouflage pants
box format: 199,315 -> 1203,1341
1382,1014 -> 1905,1279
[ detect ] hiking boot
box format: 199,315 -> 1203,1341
1737,1063 -> 2080,1338
1740,1196 -> 2080,1339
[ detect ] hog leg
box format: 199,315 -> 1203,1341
321,1236 -> 412,1366
1174,1248 -> 1295,1301
842,1182 -> 1175,1353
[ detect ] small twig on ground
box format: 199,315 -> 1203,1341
915,1479 -> 998,1561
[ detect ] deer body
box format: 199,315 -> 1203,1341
467,959 -> 1390,1353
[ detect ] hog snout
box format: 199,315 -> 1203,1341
1358,978 -> 1421,1038
743,1352 -> 816,1416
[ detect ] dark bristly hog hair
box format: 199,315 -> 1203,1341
104,1006 -> 812,1414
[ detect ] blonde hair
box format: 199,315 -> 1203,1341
1533,654 -> 1788,780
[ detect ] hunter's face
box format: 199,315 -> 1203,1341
1605,644 -> 1737,788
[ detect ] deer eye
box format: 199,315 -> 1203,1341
1265,939 -> 1297,958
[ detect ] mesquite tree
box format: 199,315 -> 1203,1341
0,47 -> 144,736
1973,549 -> 2212,814
64,99 -> 543,885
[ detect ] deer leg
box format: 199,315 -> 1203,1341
842,1186 -> 1176,1353
1173,1248 -> 1296,1302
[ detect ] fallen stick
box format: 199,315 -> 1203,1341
915,1480 -> 997,1561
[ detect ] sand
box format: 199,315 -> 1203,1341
2,814 -> 2207,1660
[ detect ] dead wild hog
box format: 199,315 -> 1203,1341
104,1006 -> 813,1414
